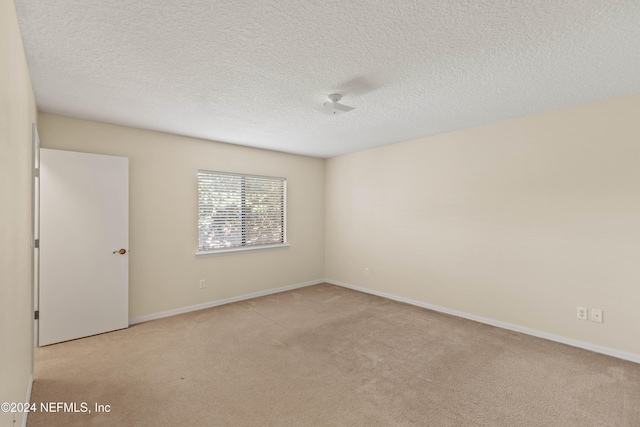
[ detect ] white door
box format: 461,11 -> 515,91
39,149 -> 129,346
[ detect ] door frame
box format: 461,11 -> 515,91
31,124 -> 39,352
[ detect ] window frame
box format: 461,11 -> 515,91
196,169 -> 288,257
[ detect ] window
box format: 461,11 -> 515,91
197,170 -> 286,254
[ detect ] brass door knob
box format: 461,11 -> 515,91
113,249 -> 127,255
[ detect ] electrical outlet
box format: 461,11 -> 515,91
199,279 -> 206,289
591,309 -> 603,323
577,307 -> 588,320
364,267 -> 370,276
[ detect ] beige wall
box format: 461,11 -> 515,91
38,113 -> 325,319
325,92 -> 640,357
0,0 -> 37,425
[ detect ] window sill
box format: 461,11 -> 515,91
196,243 -> 290,258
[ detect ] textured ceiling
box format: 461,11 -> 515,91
14,0 -> 640,158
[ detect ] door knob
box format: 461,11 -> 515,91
113,249 -> 127,255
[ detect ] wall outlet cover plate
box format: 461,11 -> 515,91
577,307 -> 588,320
591,308 -> 603,323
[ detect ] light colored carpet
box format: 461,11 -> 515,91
27,283 -> 640,426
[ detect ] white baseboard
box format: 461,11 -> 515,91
326,279 -> 640,365
22,374 -> 33,427
129,279 -> 324,325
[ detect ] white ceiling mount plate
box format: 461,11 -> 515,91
315,93 -> 355,115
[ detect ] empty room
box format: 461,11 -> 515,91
2,0 -> 640,426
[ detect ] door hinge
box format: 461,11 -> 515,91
34,239 -> 39,248
34,168 -> 39,178
34,310 -> 39,320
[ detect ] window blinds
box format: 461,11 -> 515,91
198,170 -> 286,253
